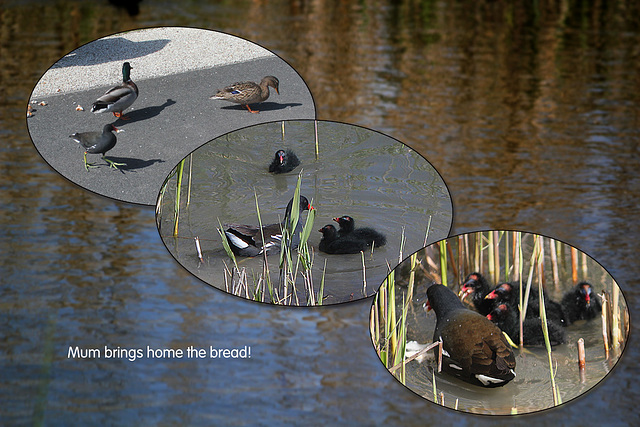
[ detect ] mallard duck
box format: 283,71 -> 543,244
210,76 -> 279,113
69,124 -> 125,171
91,62 -> 138,119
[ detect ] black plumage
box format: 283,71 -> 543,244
268,149 -> 300,174
333,215 -> 386,248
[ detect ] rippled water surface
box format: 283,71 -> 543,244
157,120 -> 452,304
379,233 -> 628,415
1,1 -> 639,425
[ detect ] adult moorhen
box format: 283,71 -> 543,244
318,224 -> 370,254
332,215 -> 386,248
224,195 -> 312,257
487,303 -> 566,346
210,76 -> 279,113
69,124 -> 124,171
426,284 -> 516,388
485,281 -> 567,326
459,272 -> 495,315
269,149 -> 300,174
91,62 -> 138,119
561,282 -> 602,325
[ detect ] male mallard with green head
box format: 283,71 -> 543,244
210,75 -> 279,113
91,62 -> 138,119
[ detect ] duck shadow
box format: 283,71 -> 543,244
99,157 -> 164,172
220,102 -> 303,112
115,99 -> 176,124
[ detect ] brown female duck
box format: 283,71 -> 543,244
210,76 -> 279,113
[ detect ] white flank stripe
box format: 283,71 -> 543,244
225,232 -> 249,249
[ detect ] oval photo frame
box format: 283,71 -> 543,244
156,119 -> 453,306
27,26 -> 315,205
370,230 -> 629,415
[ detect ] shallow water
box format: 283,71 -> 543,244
386,234 -> 627,415
2,1 -> 639,425
157,120 -> 452,304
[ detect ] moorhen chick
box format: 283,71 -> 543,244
91,62 -> 138,119
459,272 -> 495,315
224,195 -> 313,257
485,281 -> 567,326
426,284 -> 516,388
69,124 -> 124,171
333,215 -> 386,248
210,76 -> 279,113
318,224 -> 370,254
487,303 -> 566,346
561,282 -> 602,325
268,149 -> 300,174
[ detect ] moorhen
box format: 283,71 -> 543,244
333,215 -> 386,248
91,62 -> 138,119
269,149 -> 300,174
426,284 -> 516,388
318,224 -> 370,254
459,272 -> 495,315
487,303 -> 566,346
210,76 -> 279,113
485,281 -> 567,326
224,195 -> 312,257
69,124 -> 124,171
561,282 -> 602,325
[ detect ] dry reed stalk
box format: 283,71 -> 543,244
493,230 -> 500,283
612,285 -> 620,350
457,235 -> 464,282
194,237 -> 203,262
406,252 -> 418,304
388,341 -> 440,373
571,247 -> 578,283
549,237 -> 559,289
488,232 -> 495,283
513,231 -> 521,282
581,252 -> 588,279
446,241 -> 457,280
577,338 -> 586,369
474,233 -> 481,272
463,234 -> 470,274
578,338 -> 586,383
601,290 -> 610,359
361,251 -> 367,295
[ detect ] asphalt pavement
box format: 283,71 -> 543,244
27,28 -> 316,205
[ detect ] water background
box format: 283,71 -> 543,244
1,1 -> 638,425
